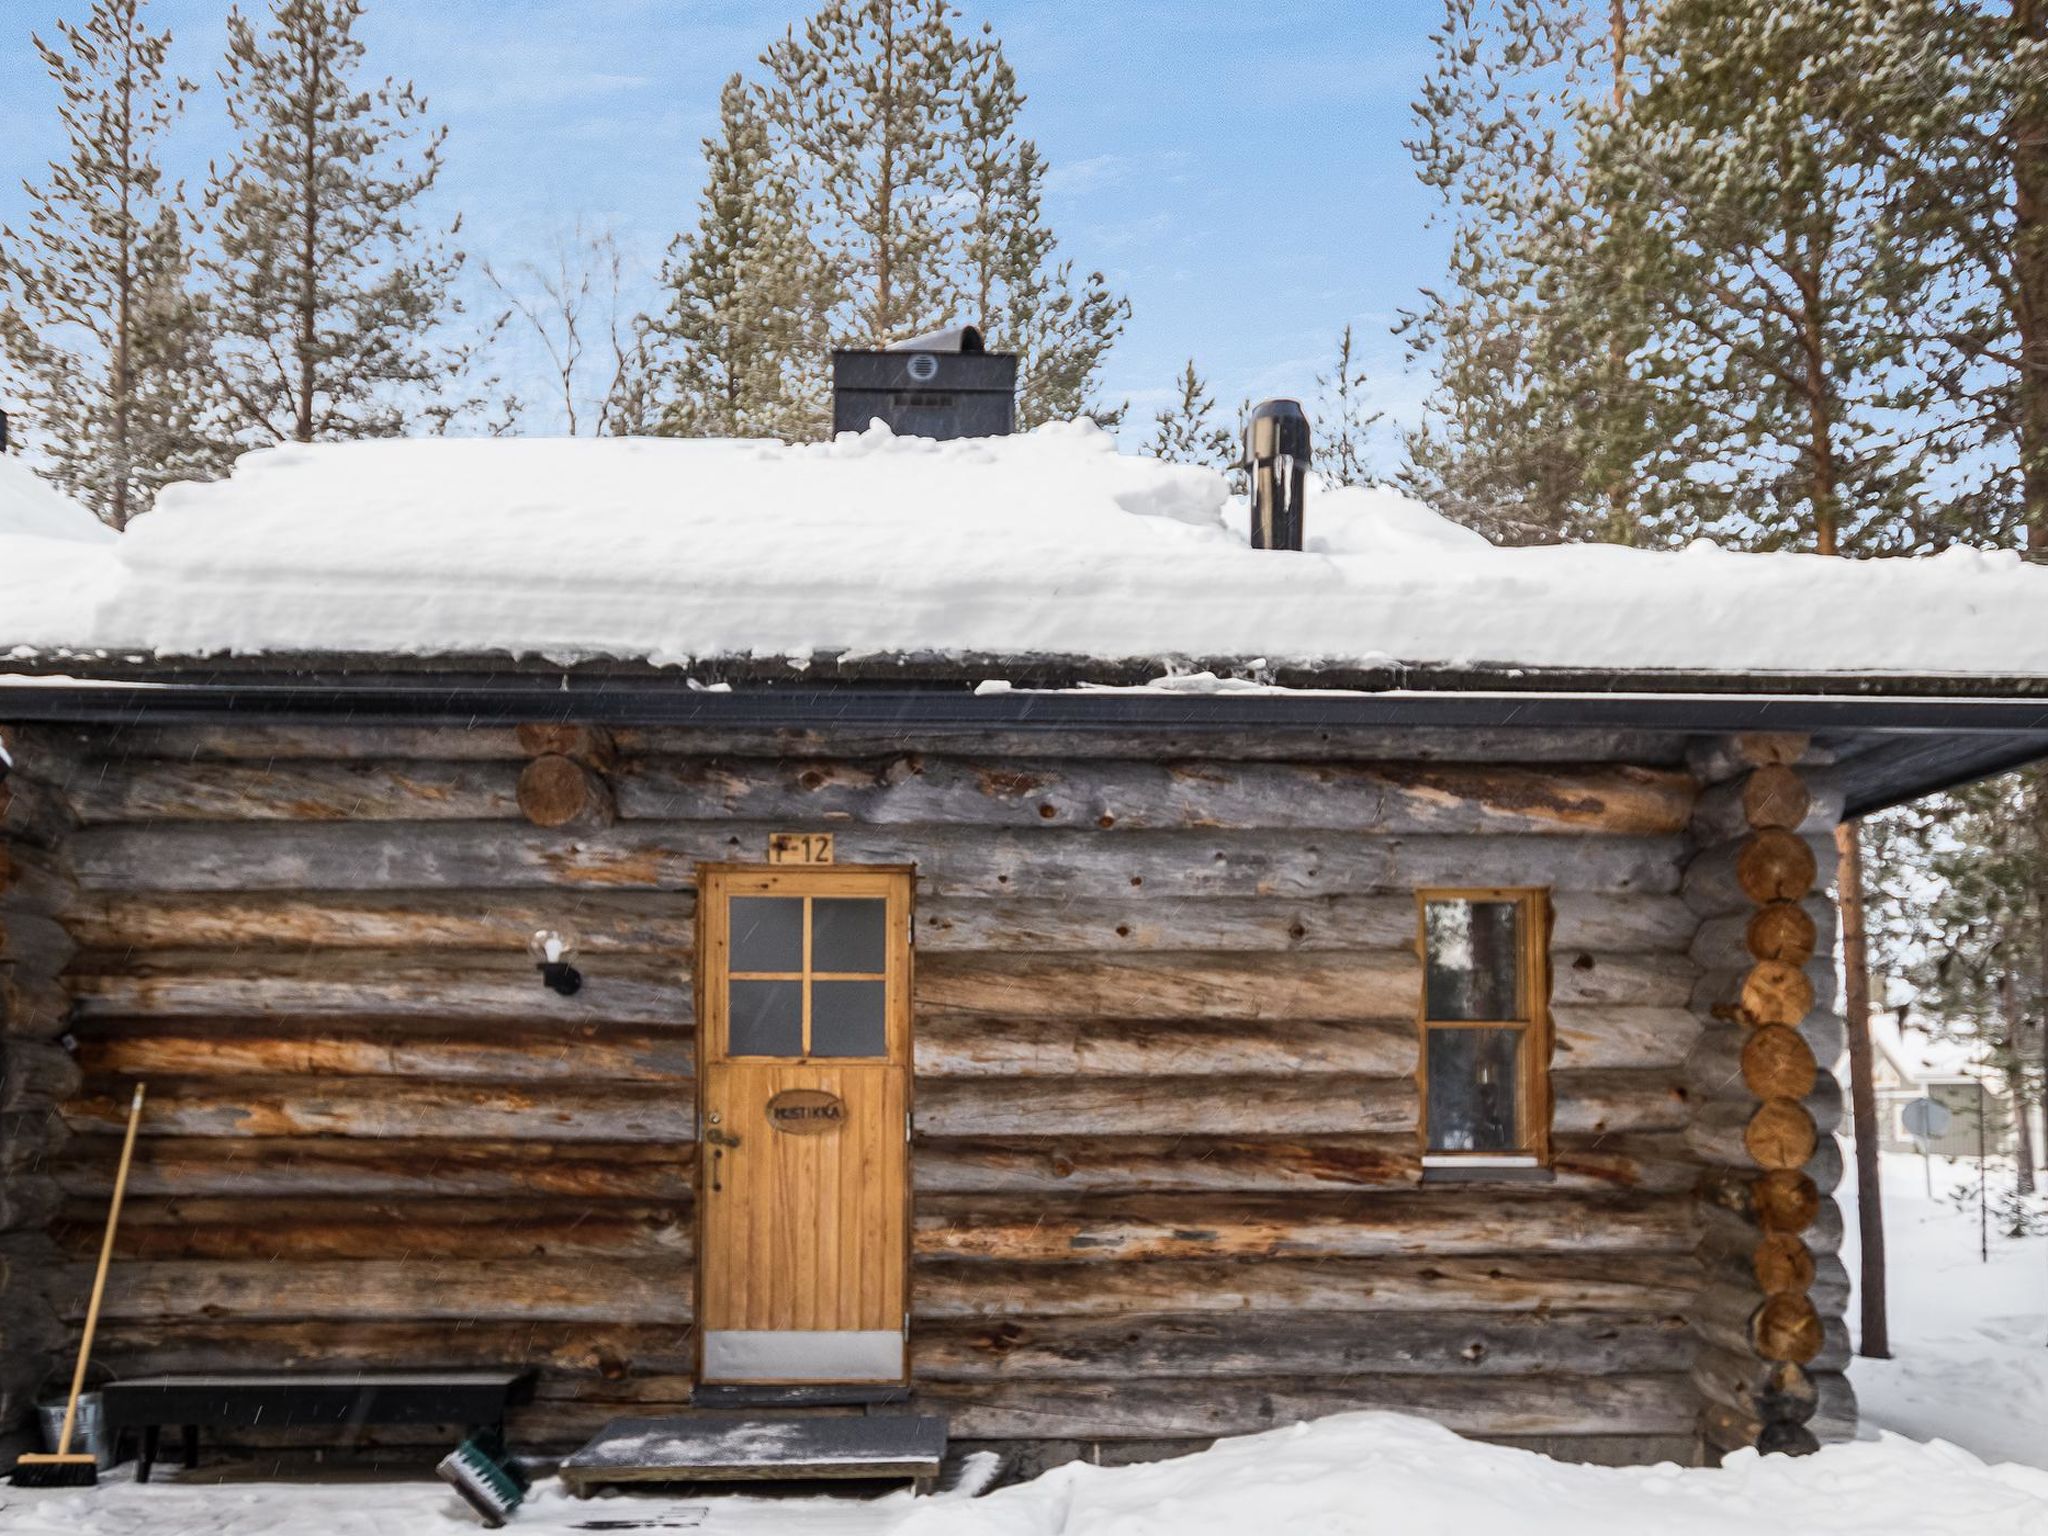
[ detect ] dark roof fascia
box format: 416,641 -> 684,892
4,662 -> 2046,815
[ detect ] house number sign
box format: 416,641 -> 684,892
767,1088 -> 846,1135
768,831 -> 834,865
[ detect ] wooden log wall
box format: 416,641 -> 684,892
0,727 -> 78,1456
1681,734 -> 1855,1459
9,719 -> 1737,1466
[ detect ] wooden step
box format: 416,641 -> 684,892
558,1414 -> 947,1498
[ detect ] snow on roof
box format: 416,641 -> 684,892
3,423 -> 2046,678
0,455 -> 113,544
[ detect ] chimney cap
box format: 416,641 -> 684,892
887,324 -> 986,355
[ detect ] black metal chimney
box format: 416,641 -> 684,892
831,324 -> 1019,440
1243,399 -> 1311,550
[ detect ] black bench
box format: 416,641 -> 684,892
101,1370 -> 536,1482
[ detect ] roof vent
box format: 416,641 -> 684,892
832,324 -> 1018,440
1243,399 -> 1311,551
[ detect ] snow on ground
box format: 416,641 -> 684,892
8,1411 -> 2048,1536
4,425 -> 2047,676
1840,1147 -> 2048,1470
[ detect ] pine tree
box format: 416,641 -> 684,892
1316,325 -> 1384,487
0,0 -> 225,528
955,36 -> 1127,427
206,0 -> 462,443
763,0 -> 966,348
649,75 -> 837,440
1581,0 -> 1931,554
1401,0 -> 1658,545
1874,775 -> 2046,1195
1148,360 -> 1234,470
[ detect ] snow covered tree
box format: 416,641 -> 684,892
763,0 -> 966,348
205,0 -> 463,443
648,75 -> 837,441
1316,325 -> 1383,487
1148,360 -> 1234,470
955,36 -> 1127,427
0,0 -> 226,528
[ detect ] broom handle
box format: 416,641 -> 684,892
55,1082 -> 144,1457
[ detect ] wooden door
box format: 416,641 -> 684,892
695,866 -> 912,1385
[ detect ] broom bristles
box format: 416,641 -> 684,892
10,1452 -> 100,1488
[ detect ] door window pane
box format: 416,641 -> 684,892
812,898 -> 887,974
811,981 -> 887,1057
1425,900 -> 1523,1019
1427,1028 -> 1522,1152
729,979 -> 803,1055
731,897 -> 803,972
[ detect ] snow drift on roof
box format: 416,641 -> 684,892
3,422 -> 2045,678
0,456 -> 113,543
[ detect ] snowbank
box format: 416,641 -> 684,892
5,425 -> 2046,677
9,1410 -> 2048,1535
0,457 -> 110,544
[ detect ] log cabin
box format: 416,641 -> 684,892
2,359 -> 2046,1477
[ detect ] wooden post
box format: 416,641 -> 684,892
1685,736 -> 1852,1458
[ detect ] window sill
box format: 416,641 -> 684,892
1420,1157 -> 1554,1185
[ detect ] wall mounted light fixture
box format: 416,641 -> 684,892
528,927 -> 584,996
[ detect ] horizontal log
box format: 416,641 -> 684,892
0,1108 -> 69,1175
920,1374 -> 1700,1441
519,755 -> 615,831
58,1136 -> 698,1200
65,1078 -> 695,1142
0,842 -> 75,914
0,1172 -> 60,1234
64,721 -> 1691,765
76,1258 -> 694,1324
912,1135 -> 1423,1193
1691,960 -> 1831,1028
1699,1224 -> 1816,1299
1809,1371 -> 1856,1444
916,1016 -> 1418,1077
0,776 -> 75,848
90,1318 -> 693,1381
1686,733 -> 1813,785
1689,1098 -> 1818,1171
59,889 -> 1703,957
67,952 -> 686,1024
1689,765 -> 1839,844
1545,1132 -> 1699,1194
0,964 -> 70,1039
69,822 -> 1689,898
0,910 -> 75,974
919,1253 -> 1702,1317
1687,1024 -> 1818,1103
913,1190 -> 1696,1262
1,1039 -> 80,1110
918,950 -> 1422,1020
1698,1189 -> 1844,1256
59,1198 -> 690,1262
1683,831 -> 1829,915
911,1311 -> 1699,1381
1552,1070 -> 1691,1137
1695,1287 -> 1825,1365
915,1077 -> 1416,1137
517,722 -> 617,768
1690,898 -> 1833,971
1693,1347 -> 1819,1426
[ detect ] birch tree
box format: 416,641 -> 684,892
0,0 -> 224,527
206,0 -> 463,443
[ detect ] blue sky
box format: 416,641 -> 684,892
1,0 -> 1449,458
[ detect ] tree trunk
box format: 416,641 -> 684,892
2003,970 -> 2037,1196
2036,767 -> 2048,1175
1835,820 -> 1889,1359
2016,0 -> 2048,558
295,38 -> 322,443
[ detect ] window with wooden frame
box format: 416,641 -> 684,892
1416,889 -> 1553,1167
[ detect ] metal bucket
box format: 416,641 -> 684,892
37,1393 -> 115,1470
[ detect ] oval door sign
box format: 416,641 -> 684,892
767,1088 -> 847,1135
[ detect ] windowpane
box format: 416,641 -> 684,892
729,979 -> 803,1055
1425,900 -> 1523,1020
1427,1028 -> 1523,1152
812,898 -> 887,974
811,980 -> 887,1057
731,898 -> 803,972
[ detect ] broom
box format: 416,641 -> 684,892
11,1082 -> 145,1489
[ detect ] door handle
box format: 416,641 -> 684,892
705,1128 -> 743,1149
